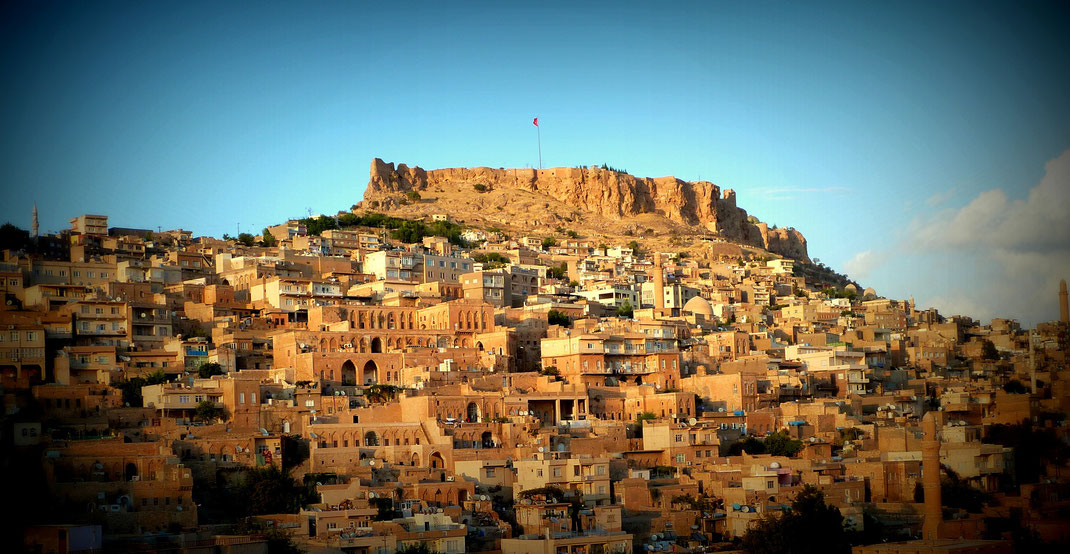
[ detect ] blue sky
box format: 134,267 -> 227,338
2,1 -> 1068,325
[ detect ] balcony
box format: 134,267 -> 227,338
79,328 -> 126,336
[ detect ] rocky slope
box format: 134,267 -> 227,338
362,159 -> 809,261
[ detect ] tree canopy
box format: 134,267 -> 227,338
194,400 -> 225,422
547,309 -> 570,327
741,485 -> 850,554
198,362 -> 224,378
260,227 -> 277,247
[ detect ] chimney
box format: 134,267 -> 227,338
1060,279 -> 1068,324
922,412 -> 942,542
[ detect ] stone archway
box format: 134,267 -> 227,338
362,360 -> 378,385
371,337 -> 382,353
466,402 -> 480,423
481,431 -> 494,448
341,360 -> 356,385
364,431 -> 379,446
429,451 -> 445,469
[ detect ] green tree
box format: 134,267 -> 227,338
0,222 -> 30,251
616,300 -> 634,319
546,262 -> 568,280
1003,379 -> 1028,394
981,339 -> 999,360
547,309 -> 570,327
542,236 -> 558,249
985,421 -> 1070,484
300,215 -> 338,236
241,466 -> 321,516
764,430 -> 804,457
727,436 -> 766,456
473,184 -> 487,192
281,434 -> 310,472
741,485 -> 850,554
261,228 -> 277,247
113,370 -> 167,407
627,240 -> 640,254
198,362 -> 224,378
195,400 -> 224,422
540,366 -> 560,377
237,233 -> 256,246
405,190 -> 422,202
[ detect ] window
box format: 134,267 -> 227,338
486,468 -> 495,477
239,393 -> 245,403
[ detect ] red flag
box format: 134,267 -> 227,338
533,117 -> 538,127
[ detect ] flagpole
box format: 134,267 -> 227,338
537,121 -> 542,170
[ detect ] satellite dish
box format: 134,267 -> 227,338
538,447 -> 544,452
688,418 -> 697,425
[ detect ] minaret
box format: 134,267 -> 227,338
31,203 -> 39,238
1060,279 -> 1068,324
653,252 -> 666,311
922,412 -> 942,542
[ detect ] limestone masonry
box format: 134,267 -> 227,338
366,159 -> 810,261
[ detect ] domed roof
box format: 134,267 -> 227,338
682,296 -> 714,316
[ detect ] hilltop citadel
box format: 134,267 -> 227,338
2,161 -> 1068,553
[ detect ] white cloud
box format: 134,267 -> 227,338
849,149 -> 1070,326
925,187 -> 956,207
910,151 -> 1070,251
843,249 -> 889,281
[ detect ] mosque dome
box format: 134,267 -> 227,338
682,296 -> 714,316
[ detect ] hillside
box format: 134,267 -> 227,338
357,159 -> 810,262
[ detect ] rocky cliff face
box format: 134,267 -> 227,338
365,159 -> 809,261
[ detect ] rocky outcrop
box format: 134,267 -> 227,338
365,159 -> 810,261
